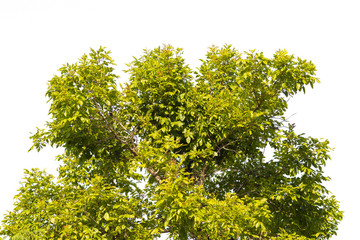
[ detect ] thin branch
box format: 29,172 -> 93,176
216,139 -> 241,155
147,166 -> 162,184
199,165 -> 207,186
235,178 -> 248,194
91,99 -> 163,184
84,209 -> 100,225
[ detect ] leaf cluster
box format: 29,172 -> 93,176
1,45 -> 342,239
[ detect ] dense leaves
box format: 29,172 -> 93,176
1,45 -> 342,239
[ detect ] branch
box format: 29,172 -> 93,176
216,139 -> 241,156
84,209 -> 100,226
147,166 -> 162,184
92,99 -> 163,184
199,165 -> 207,186
92,100 -> 137,154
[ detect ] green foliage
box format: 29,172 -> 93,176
1,45 -> 342,239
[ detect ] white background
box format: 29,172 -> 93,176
0,1 -> 359,239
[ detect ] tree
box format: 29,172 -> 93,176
0,45 -> 342,239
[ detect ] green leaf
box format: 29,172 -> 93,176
104,212 -> 110,221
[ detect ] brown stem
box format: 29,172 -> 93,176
199,165 -> 207,186
92,100 -> 163,184
148,166 -> 162,184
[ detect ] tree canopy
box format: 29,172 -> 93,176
0,45 -> 342,239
